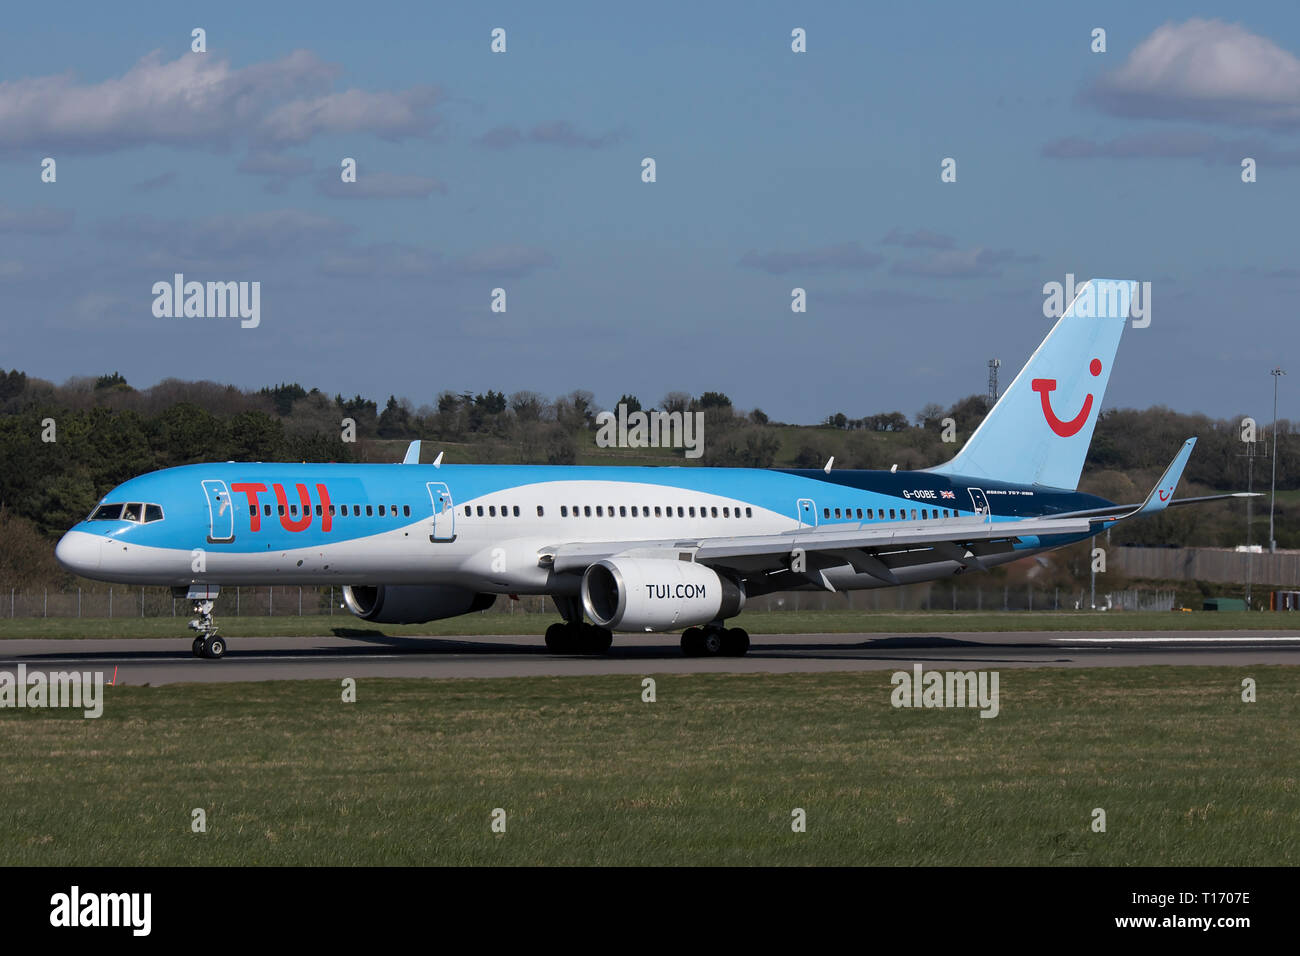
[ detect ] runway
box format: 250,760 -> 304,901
2,629 -> 1300,684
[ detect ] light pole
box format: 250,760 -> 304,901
1270,367 -> 1285,552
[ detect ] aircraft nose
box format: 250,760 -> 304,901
55,530 -> 103,574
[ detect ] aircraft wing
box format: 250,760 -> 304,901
541,439 -> 1209,587
544,512 -> 1096,584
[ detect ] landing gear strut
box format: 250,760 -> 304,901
187,599 -> 225,659
681,624 -> 749,657
544,621 -> 613,654
543,595 -> 613,654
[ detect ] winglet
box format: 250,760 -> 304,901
1134,438 -> 1196,516
401,440 -> 421,465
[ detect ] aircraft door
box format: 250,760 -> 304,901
427,482 -> 456,542
968,488 -> 991,522
796,498 -> 818,528
203,479 -> 235,543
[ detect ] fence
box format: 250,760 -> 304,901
2,583 -> 1179,619
1112,546 -> 1300,588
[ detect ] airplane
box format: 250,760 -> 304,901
54,278 -> 1246,660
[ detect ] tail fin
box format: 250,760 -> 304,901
928,278 -> 1136,491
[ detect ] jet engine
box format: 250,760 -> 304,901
342,584 -> 496,624
580,557 -> 744,632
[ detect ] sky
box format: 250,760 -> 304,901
0,1 -> 1296,425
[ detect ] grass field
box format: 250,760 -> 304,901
2,667 -> 1296,865
0,609 -> 1294,640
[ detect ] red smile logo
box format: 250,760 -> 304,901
1158,488 -> 1171,502
1032,358 -> 1101,438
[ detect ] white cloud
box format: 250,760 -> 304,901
316,170 -> 447,199
0,48 -> 438,153
739,242 -> 883,275
0,203 -> 74,234
261,87 -> 439,145
1090,19 -> 1300,127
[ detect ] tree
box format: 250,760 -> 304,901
377,396 -> 413,437
259,382 -> 308,416
661,392 -> 691,415
94,371 -> 130,391
917,403 -> 945,429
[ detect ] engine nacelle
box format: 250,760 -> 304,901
581,558 -> 744,632
342,584 -> 496,624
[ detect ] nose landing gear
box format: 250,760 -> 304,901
179,586 -> 227,659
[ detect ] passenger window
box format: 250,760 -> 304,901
833,508 -> 840,518
911,509 -> 917,520
711,507 -> 718,518
290,505 -> 298,517
329,505 -> 336,516
943,509 -> 949,518
823,508 -> 830,519
724,507 -> 731,518
144,504 -> 164,522
631,506 -> 638,517
513,506 -> 520,517
264,504 -> 272,516
278,505 -> 285,516
889,509 -> 896,519
596,506 -> 603,517
746,507 -> 752,518
537,506 -> 544,517
315,505 -> 322,516
856,508 -> 862,519
489,506 -> 496,517
620,506 -> 627,517
867,509 -> 874,519
404,505 -> 411,517
584,506 -> 592,517
366,505 -> 374,517
678,507 -> 684,517
654,507 -> 662,517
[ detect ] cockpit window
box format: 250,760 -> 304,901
88,502 -> 164,523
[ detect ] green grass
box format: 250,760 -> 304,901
2,668 -> 1296,865
0,609 -> 1293,640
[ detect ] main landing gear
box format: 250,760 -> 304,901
188,599 -> 226,659
681,624 -> 750,657
544,620 -> 613,654
545,595 -> 613,655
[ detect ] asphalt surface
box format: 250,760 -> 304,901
2,629 -> 1299,684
